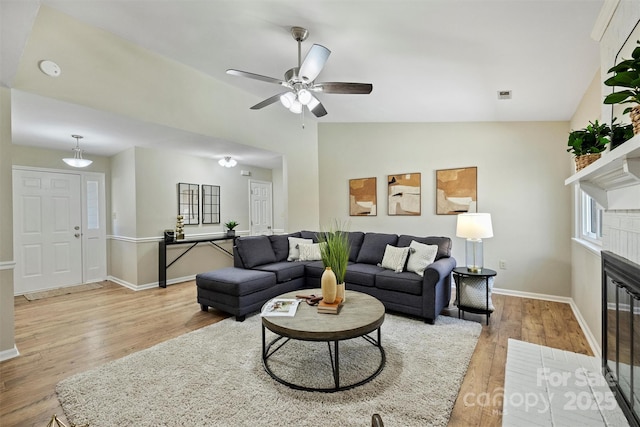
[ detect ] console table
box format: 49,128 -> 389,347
158,236 -> 234,288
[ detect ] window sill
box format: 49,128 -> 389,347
571,237 -> 601,257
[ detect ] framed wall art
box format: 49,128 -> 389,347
177,182 -> 199,225
388,173 -> 421,215
349,177 -> 377,216
201,184 -> 220,224
436,167 -> 477,215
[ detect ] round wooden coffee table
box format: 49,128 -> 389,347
261,289 -> 386,392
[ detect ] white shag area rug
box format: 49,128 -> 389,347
57,314 -> 481,427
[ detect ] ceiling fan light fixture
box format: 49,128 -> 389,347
63,135 -> 92,168
280,92 -> 296,109
297,88 -> 312,105
218,156 -> 237,168
289,100 -> 303,114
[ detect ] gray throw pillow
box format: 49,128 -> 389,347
356,233 -> 399,265
235,236 -> 277,268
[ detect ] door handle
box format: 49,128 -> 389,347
74,233 -> 80,238
74,226 -> 80,230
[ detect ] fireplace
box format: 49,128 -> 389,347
602,250 -> 640,427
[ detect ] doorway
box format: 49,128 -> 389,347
12,167 -> 106,294
249,180 -> 273,235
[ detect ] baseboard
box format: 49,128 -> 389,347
492,287 -> 572,304
568,299 -> 602,359
492,287 -> 601,358
108,274 -> 196,291
0,345 -> 20,362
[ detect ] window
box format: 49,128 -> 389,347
580,190 -> 603,242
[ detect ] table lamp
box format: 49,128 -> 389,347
456,213 -> 493,272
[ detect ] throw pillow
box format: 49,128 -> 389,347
406,240 -> 438,277
235,236 -> 277,269
356,233 -> 399,265
379,245 -> 410,273
298,243 -> 325,261
456,276 -> 495,311
287,237 -> 313,261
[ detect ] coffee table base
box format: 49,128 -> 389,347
261,325 -> 386,393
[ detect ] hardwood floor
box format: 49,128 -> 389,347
0,282 -> 592,427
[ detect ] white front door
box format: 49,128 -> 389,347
249,180 -> 273,235
13,169 -> 83,293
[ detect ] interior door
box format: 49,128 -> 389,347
13,169 -> 83,293
250,180 -> 273,235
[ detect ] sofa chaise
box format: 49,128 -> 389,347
196,231 -> 456,324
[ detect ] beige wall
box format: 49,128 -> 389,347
12,6 -> 320,233
0,86 -> 15,356
111,146 -> 273,288
568,70 -> 603,351
318,121 -> 573,297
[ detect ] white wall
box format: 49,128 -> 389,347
318,121 -> 572,296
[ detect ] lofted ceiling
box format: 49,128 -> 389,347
1,0 -> 604,166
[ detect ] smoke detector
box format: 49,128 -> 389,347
38,60 -> 61,77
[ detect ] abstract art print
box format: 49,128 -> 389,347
436,167 -> 477,215
349,177 -> 377,216
388,173 -> 421,215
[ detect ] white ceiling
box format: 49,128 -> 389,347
2,0 -> 604,166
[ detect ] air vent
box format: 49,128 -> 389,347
497,90 -> 512,100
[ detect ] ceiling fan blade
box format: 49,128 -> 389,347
299,44 -> 331,83
250,92 -> 289,110
312,82 -> 373,94
226,69 -> 287,86
307,95 -> 327,117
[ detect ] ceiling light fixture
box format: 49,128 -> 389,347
218,156 -> 237,168
62,135 -> 93,168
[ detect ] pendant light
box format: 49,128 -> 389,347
63,135 -> 92,168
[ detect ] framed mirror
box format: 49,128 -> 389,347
201,184 -> 220,224
178,183 -> 199,225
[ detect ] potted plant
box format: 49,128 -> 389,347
567,120 -> 610,171
224,220 -> 238,238
611,118 -> 634,150
318,220 -> 350,302
604,41 -> 640,134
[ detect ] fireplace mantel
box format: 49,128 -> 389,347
565,135 -> 640,209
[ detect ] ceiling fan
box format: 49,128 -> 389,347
226,26 -> 373,118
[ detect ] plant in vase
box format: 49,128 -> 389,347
567,120 -> 610,171
604,41 -> 640,135
318,221 -> 350,303
611,118 -> 635,150
224,220 -> 238,238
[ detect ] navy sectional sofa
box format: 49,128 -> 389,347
196,231 -> 456,324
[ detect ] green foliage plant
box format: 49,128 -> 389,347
224,220 -> 238,230
566,120 -> 611,156
318,220 -> 350,284
611,118 -> 634,150
604,42 -> 640,113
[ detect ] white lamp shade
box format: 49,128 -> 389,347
279,92 -> 296,109
456,213 -> 493,239
297,89 -> 312,105
289,100 -> 302,114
